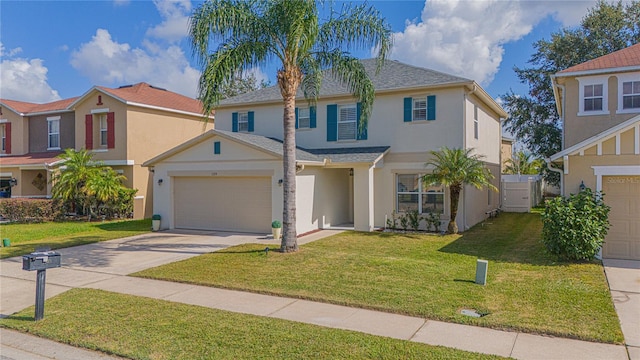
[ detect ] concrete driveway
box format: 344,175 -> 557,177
1,229 -> 285,317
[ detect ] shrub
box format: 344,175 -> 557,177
399,214 -> 409,232
0,198 -> 65,222
407,210 -> 421,231
541,189 -> 610,261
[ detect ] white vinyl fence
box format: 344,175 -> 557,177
501,175 -> 543,213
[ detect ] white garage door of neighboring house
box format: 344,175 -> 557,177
174,176 -> 272,234
602,176 -> 640,260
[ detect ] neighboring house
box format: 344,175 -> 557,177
550,43 -> 640,260
145,59 -> 507,234
501,135 -> 514,173
0,83 -> 213,218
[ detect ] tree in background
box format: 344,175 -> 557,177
219,72 -> 270,99
190,0 -> 392,252
422,147 -> 497,234
501,1 -> 640,184
504,150 -> 544,176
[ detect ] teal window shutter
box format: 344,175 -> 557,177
310,106 -> 316,128
295,108 -> 299,129
427,95 -> 436,121
327,104 -> 337,141
214,141 -> 220,154
404,97 -> 412,122
232,112 -> 238,132
356,102 -> 367,140
248,111 -> 254,132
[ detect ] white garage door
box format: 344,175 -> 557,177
174,176 -> 272,233
602,176 -> 640,260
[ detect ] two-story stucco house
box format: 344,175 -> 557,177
0,83 -> 213,218
145,59 -> 507,234
550,43 -> 640,260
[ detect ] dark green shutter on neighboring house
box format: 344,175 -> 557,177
232,112 -> 238,132
404,97 -> 413,122
427,95 -> 436,121
295,108 -> 299,129
327,104 -> 337,141
214,141 -> 220,154
310,106 -> 316,128
248,111 -> 255,132
356,102 -> 367,140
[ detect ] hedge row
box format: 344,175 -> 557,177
0,198 -> 65,222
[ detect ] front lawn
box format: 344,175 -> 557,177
0,219 -> 151,259
133,213 -> 623,344
0,288 -> 502,360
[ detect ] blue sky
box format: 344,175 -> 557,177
1,0 -> 603,104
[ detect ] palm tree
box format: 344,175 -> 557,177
504,150 -> 543,176
190,0 -> 392,252
422,147 -> 497,234
85,167 -> 128,216
51,148 -> 102,215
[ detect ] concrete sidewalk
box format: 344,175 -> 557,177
604,259 -> 640,360
0,230 -> 634,360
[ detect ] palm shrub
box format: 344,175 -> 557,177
541,188 -> 610,261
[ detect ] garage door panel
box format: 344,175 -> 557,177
174,177 -> 271,233
602,176 -> 640,260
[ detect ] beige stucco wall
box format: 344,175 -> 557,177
463,162 -> 501,229
560,72 -> 640,148
73,93 -> 129,159
465,94 -> 502,164
296,167 -> 351,233
501,140 -> 513,172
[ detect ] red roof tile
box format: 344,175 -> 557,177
1,99 -> 38,114
0,152 -> 63,166
98,83 -> 206,115
1,98 -> 78,115
559,43 -> 640,74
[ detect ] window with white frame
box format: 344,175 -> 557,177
1,124 -> 5,151
97,114 -> 108,146
396,174 -> 444,214
413,97 -> 427,121
238,111 -> 249,132
473,105 -> 479,140
583,84 -> 603,111
622,81 -> 640,110
298,107 -> 310,129
47,118 -> 60,149
338,104 -> 357,140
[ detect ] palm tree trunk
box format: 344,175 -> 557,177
278,68 -> 301,252
448,184 -> 461,234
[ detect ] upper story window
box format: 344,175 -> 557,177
97,114 -> 108,147
47,117 -> 60,149
473,105 -> 479,140
577,75 -> 609,116
404,95 -> 436,122
622,80 -> 640,110
583,84 -> 603,111
232,111 -> 254,133
1,124 -> 5,151
298,107 -> 311,129
338,104 -> 357,140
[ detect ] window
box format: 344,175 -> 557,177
396,174 -> 444,214
583,84 -> 603,111
1,125 -> 5,151
622,81 -> 640,109
413,98 -> 427,121
47,118 -> 60,149
297,107 -> 311,129
97,114 -> 108,146
338,104 -> 357,140
473,105 -> 479,140
238,112 -> 249,132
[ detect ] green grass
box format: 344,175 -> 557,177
133,213 -> 623,344
0,219 -> 151,259
0,289 -> 503,360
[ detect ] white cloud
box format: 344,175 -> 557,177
70,29 -> 200,97
389,0 -> 599,86
146,0 -> 191,43
0,43 -> 61,102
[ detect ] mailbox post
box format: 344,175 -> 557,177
22,250 -> 61,321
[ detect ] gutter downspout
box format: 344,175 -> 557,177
545,158 -> 563,195
557,83 -> 566,150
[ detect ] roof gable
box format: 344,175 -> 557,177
0,97 -> 77,116
559,43 -> 640,75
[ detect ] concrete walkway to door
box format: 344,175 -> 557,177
603,258 -> 640,360
0,230 -> 633,360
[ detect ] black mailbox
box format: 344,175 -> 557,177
22,251 -> 61,271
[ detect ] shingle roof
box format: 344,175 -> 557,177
0,97 -> 77,115
216,130 -> 320,162
0,152 -> 63,166
559,43 -> 640,74
219,59 -> 471,106
98,83 -> 205,115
